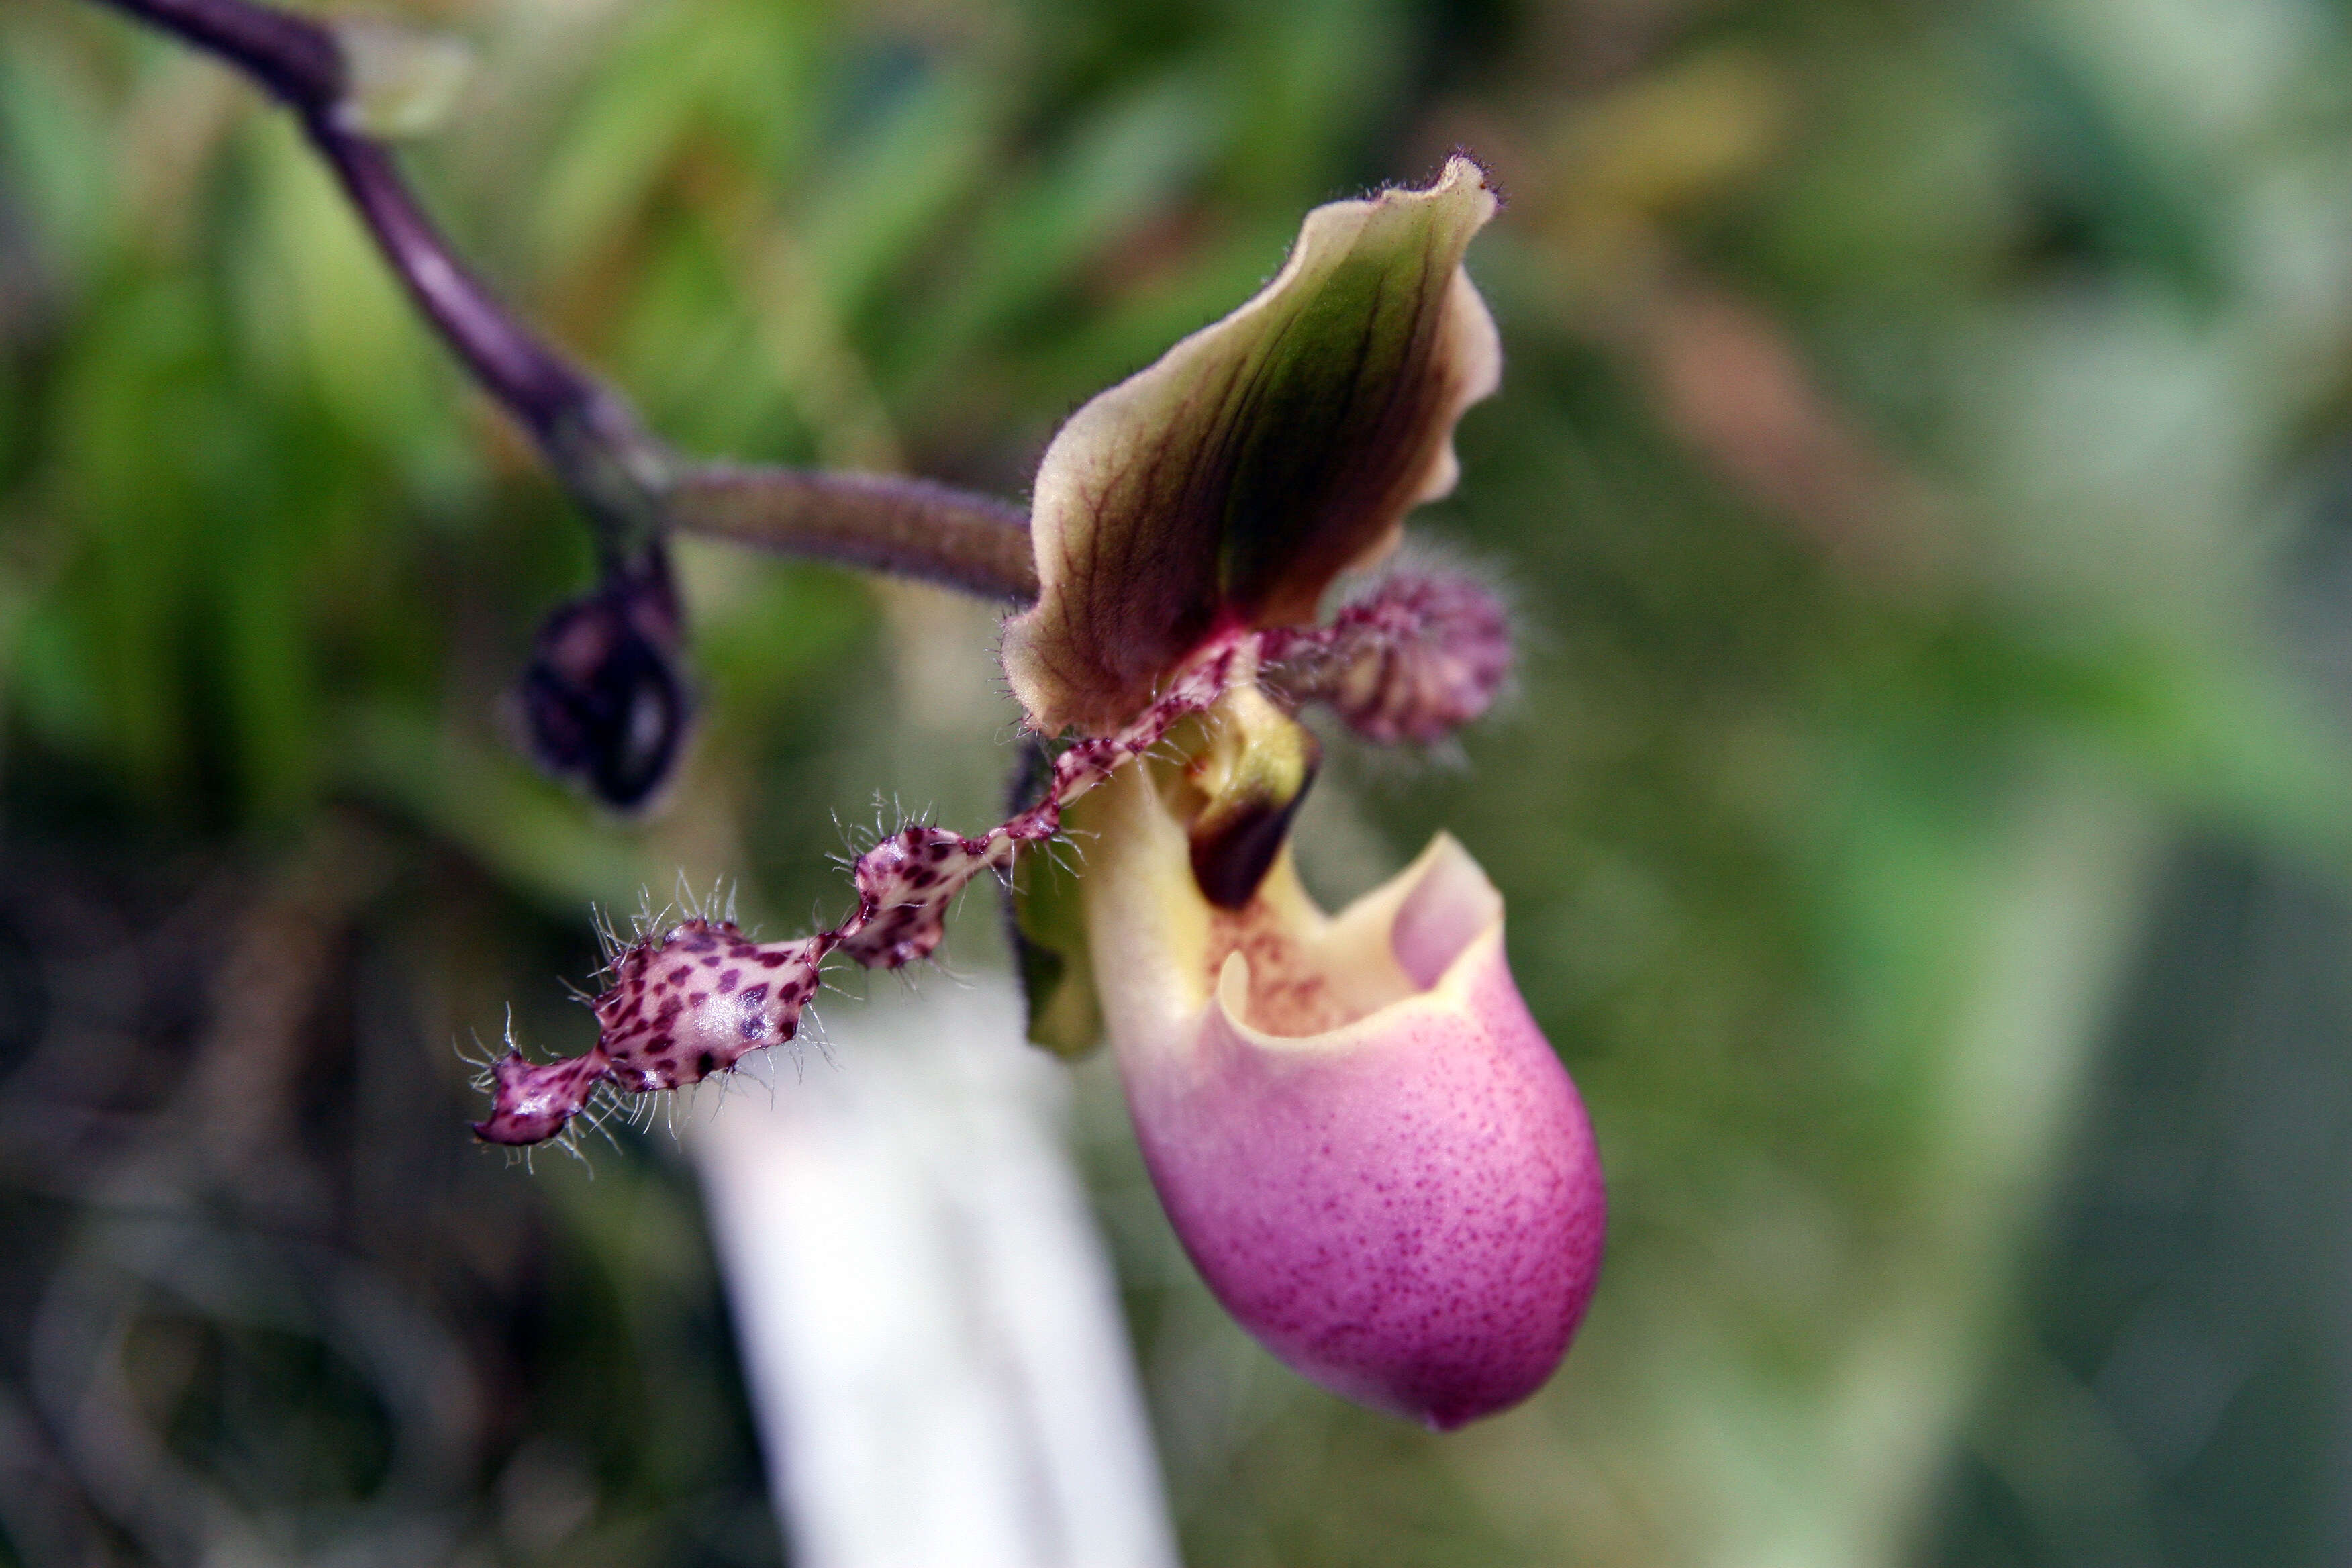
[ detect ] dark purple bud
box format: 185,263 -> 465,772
520,548 -> 690,810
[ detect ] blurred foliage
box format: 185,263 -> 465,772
9,0 -> 2352,1563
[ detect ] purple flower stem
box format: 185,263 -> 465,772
85,0 -> 1036,599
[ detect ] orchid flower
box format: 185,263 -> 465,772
477,157 -> 1605,1429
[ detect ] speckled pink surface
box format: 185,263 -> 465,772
1121,928 -> 1606,1430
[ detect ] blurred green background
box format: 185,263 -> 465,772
7,0 -> 2352,1562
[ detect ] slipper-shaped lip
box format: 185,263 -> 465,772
1089,767 -> 1606,1429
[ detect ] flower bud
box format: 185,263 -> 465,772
519,549 -> 689,810
1079,753 -> 1605,1429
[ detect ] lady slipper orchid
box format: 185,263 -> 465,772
475,156 -> 1605,1429
1006,156 -> 1603,1426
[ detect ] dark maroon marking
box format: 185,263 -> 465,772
717,968 -> 740,993
687,991 -> 707,1006
738,1012 -> 766,1041
701,955 -> 723,969
758,952 -> 788,968
697,1050 -> 716,1075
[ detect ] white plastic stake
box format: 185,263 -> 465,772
691,976 -> 1179,1568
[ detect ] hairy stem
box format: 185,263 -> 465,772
87,0 -> 1033,594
